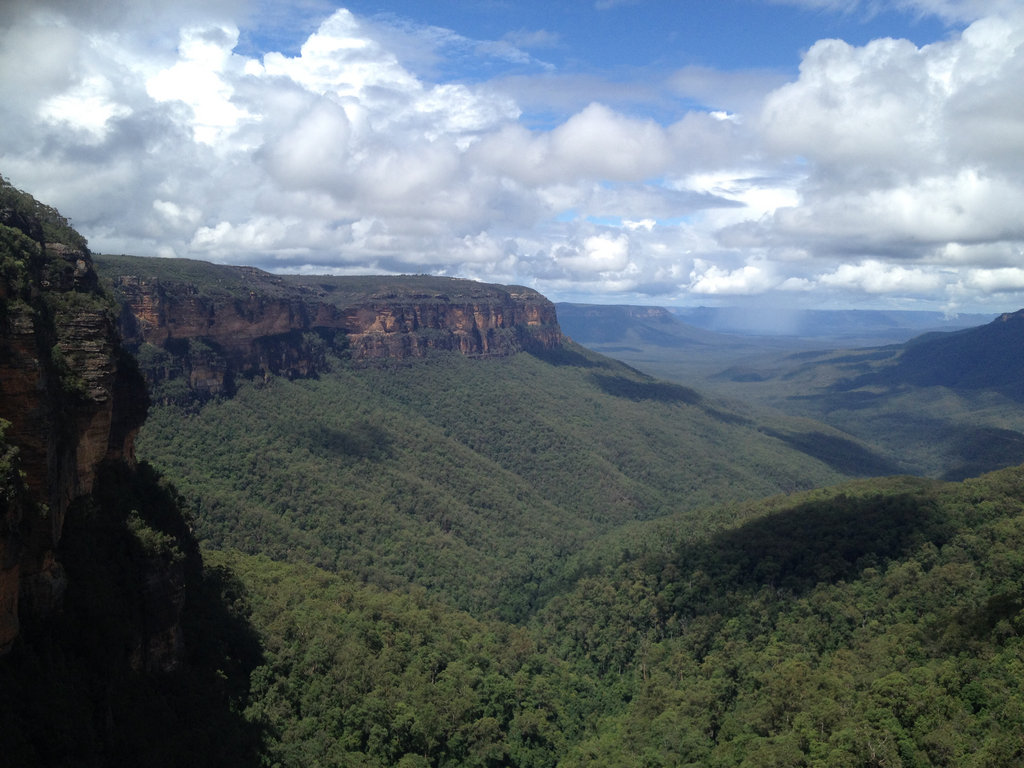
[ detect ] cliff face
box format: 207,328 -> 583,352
97,255 -> 563,401
0,182 -> 149,655
341,288 -> 561,359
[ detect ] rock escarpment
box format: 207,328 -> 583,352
96,255 -> 563,401
0,179 -> 150,656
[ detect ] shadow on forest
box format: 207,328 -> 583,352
298,421 -> 393,460
760,428 -> 903,477
591,373 -> 702,405
675,488 -> 950,605
527,345 -> 608,368
939,425 -> 1024,481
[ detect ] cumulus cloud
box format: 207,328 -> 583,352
816,260 -> 947,295
962,266 -> 1024,293
745,6 -> 1024,308
146,24 -> 257,146
689,258 -> 778,295
471,104 -> 676,185
1,0 -> 1023,311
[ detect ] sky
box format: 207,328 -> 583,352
1,0 -> 1023,313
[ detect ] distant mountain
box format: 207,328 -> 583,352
859,309 -> 1024,399
776,308 -> 1024,406
556,301 -> 996,382
556,302 -> 811,383
556,303 -> 729,349
710,311 -> 1024,480
557,301 -> 1024,480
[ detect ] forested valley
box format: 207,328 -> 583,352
128,348 -> 1024,767
123,348 -> 1024,768
2,175 -> 1024,767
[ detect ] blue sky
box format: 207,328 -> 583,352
242,0 -> 950,70
2,0 -> 1023,312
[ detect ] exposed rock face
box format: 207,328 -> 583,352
0,183 -> 149,654
97,255 -> 563,401
341,289 -> 561,359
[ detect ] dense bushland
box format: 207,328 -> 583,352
133,347 -> 1024,766
137,348 -> 846,621
197,465 -> 1024,767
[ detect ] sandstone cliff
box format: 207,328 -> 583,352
0,179 -> 150,655
96,254 -> 563,401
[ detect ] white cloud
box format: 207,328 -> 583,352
741,7 -> 1024,308
40,73 -> 132,141
761,10 -> 1024,181
962,266 -> 1024,293
472,103 -> 674,185
1,1 -> 1024,311
561,233 -> 631,274
816,260 -> 947,294
146,24 -> 256,145
259,96 -> 353,191
755,169 -> 1024,250
689,258 -> 778,295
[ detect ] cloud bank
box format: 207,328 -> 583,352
1,1 -> 1023,311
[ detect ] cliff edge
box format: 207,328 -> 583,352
95,254 -> 563,401
0,177 -> 149,654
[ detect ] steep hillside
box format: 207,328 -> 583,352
0,177 -> 146,653
857,308 -> 1024,398
136,343 -> 864,621
537,464 -> 1024,766
200,461 -> 1024,767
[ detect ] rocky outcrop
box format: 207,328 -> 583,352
97,255 -> 563,401
0,180 -> 149,655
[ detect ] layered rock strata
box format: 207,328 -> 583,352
0,188 -> 148,655
98,255 -> 563,400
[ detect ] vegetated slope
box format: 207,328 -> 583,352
537,464 -> 1024,766
858,308 -> 1024,397
200,461 -> 1024,767
137,344 -> 853,621
210,549 -> 601,768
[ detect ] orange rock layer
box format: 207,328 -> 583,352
107,267 -> 563,399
